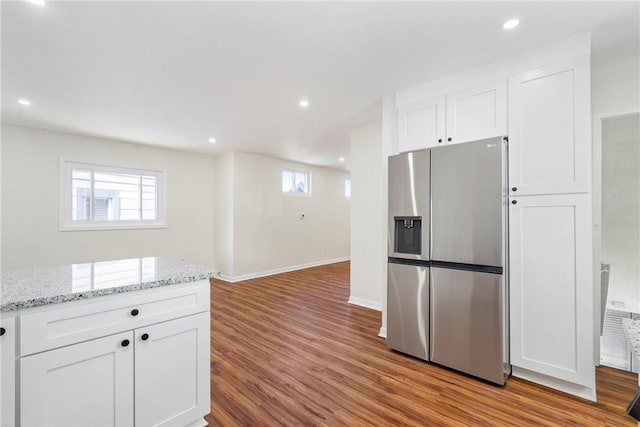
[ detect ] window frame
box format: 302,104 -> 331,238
281,168 -> 311,196
59,158 -> 167,231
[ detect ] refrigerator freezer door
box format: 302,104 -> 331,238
388,150 -> 430,261
431,137 -> 505,267
387,262 -> 429,360
430,267 -> 505,384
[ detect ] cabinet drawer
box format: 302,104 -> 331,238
20,281 -> 210,356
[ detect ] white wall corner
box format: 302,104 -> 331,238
347,296 -> 382,312
378,327 -> 387,339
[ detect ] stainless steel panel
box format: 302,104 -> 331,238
386,262 -> 429,360
388,150 -> 430,261
430,267 -> 505,384
431,137 -> 506,267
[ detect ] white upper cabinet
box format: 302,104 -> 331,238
508,55 -> 590,196
397,95 -> 446,152
445,79 -> 507,145
396,80 -> 507,153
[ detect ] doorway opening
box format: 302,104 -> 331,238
595,111 -> 640,373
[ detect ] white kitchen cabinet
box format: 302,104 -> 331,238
396,80 -> 506,153
20,331 -> 135,426
445,79 -> 507,145
397,94 -> 446,152
16,280 -> 211,426
135,312 -> 210,427
509,193 -> 595,398
1,314 -> 16,427
508,55 -> 590,196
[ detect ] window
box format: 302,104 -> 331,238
345,178 -> 351,198
282,168 -> 310,195
60,159 -> 166,230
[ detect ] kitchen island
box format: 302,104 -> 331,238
0,257 -> 216,427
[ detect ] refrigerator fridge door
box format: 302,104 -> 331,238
388,150 -> 430,261
429,267 -> 505,384
387,262 -> 429,360
430,137 -> 505,267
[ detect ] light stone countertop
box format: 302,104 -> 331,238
0,257 -> 217,311
622,318 -> 640,365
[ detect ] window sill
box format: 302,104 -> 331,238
282,192 -> 311,197
59,222 -> 168,232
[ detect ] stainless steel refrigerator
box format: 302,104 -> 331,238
387,136 -> 510,385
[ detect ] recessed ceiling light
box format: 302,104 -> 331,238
338,157 -> 345,162
18,99 -> 31,106
208,138 -> 217,144
298,99 -> 310,108
503,19 -> 520,30
25,0 -> 46,6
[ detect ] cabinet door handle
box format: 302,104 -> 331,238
447,137 -> 452,142
438,138 -> 443,143
121,339 -> 130,347
141,333 -> 149,341
0,327 -> 5,336
511,200 -> 517,205
130,309 -> 139,316
512,187 -> 517,192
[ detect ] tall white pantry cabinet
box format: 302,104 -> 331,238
392,36 -> 595,400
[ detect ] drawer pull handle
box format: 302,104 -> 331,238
511,200 -> 517,205
141,333 -> 149,341
0,327 -> 5,336
512,187 -> 517,192
130,309 -> 139,316
121,339 -> 130,348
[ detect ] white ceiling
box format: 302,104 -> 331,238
2,1 -> 639,170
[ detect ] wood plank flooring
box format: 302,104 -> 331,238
206,261 -> 637,426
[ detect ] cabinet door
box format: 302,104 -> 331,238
135,311 -> 210,427
508,56 -> 590,196
1,316 -> 16,427
397,95 -> 446,152
509,194 -> 594,389
445,79 -> 507,145
20,331 -> 134,426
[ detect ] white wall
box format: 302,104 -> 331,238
349,122 -> 385,311
213,151 -> 234,275
218,151 -> 350,280
1,124 -> 215,269
592,55 -> 640,114
601,114 -> 640,310
591,54 -> 639,316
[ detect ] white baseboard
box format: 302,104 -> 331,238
348,296 -> 382,311
217,256 -> 350,283
511,366 -> 596,402
378,327 -> 387,339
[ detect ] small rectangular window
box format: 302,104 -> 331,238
61,159 -> 166,231
345,178 -> 351,198
282,168 -> 310,195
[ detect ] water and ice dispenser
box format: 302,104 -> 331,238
393,216 -> 422,255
